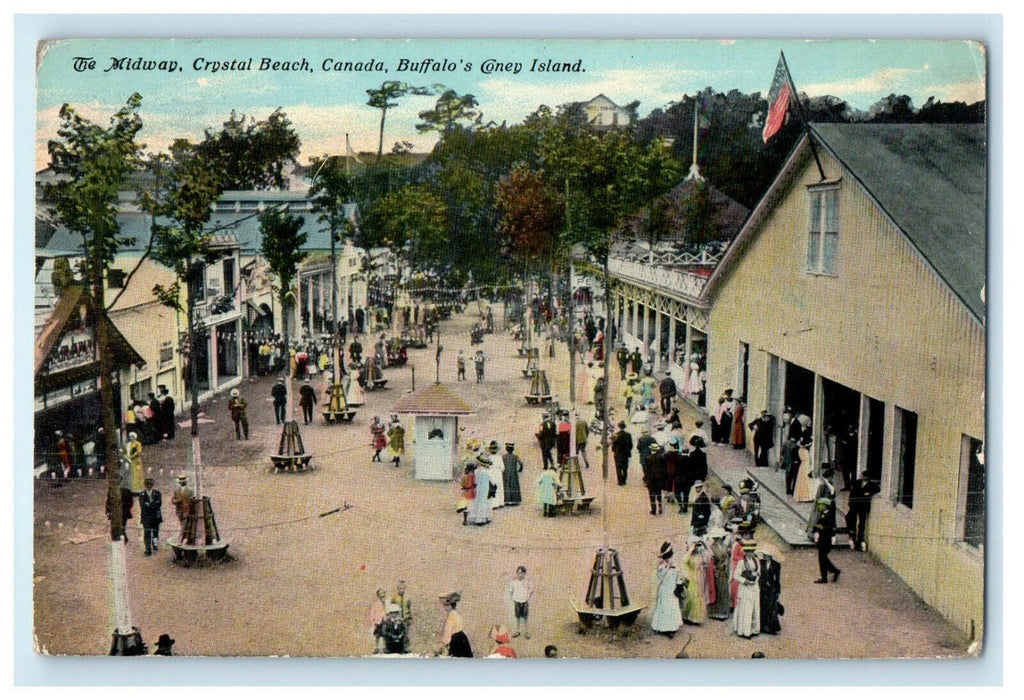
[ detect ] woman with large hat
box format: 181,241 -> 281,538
124,432 -> 145,494
467,453 -> 493,526
649,541 -> 683,637
731,539 -> 761,638
436,592 -> 473,657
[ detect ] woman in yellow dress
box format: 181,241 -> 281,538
793,443 -> 817,503
124,431 -> 144,494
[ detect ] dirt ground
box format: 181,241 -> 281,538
32,307 -> 969,659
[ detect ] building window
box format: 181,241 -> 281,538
807,185 -> 839,275
107,269 -> 126,289
159,342 -> 174,367
958,436 -> 985,548
893,407 -> 917,509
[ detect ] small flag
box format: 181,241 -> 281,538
762,53 -> 794,143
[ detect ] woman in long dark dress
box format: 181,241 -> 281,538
758,550 -> 783,634
501,443 -> 523,506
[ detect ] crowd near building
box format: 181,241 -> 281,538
33,114 -> 986,644
606,123 -> 985,640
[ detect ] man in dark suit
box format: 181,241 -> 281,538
690,480 -> 712,536
642,443 -> 667,515
611,421 -> 633,486
536,414 -> 557,470
139,478 -> 163,556
812,486 -> 840,584
846,470 -> 881,551
159,385 -> 175,441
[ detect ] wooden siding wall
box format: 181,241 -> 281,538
707,149 -> 985,639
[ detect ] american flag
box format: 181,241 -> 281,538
762,53 -> 794,144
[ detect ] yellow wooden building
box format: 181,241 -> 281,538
703,123 -> 986,640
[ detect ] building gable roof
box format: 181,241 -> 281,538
392,382 -> 475,416
811,123 -> 985,322
705,123 -> 986,324
35,285 -> 144,380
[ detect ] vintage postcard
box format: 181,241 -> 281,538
31,37 -> 986,660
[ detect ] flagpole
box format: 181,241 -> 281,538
780,51 -> 827,182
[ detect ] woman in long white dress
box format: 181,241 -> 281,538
342,370 -> 365,407
468,454 -> 493,526
489,443 -> 506,508
732,542 -> 761,638
649,542 -> 683,637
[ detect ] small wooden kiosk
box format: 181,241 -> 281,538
392,383 -> 475,481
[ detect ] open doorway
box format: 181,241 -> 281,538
822,376 -> 862,484
783,361 -> 814,418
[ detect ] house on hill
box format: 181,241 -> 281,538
582,94 -> 631,130
702,123 -> 985,639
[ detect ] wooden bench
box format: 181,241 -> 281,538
568,599 -> 645,631
523,394 -> 552,405
323,410 -> 357,423
168,540 -> 230,566
365,378 -> 388,392
557,497 -> 595,514
270,454 -> 314,472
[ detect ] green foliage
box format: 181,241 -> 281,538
145,145 -> 225,280
43,93 -> 145,281
495,164 -> 562,262
308,155 -> 356,244
151,280 -> 183,312
362,185 -> 447,270
258,207 -> 308,316
416,90 -> 483,134
193,109 -> 301,190
366,81 -> 438,163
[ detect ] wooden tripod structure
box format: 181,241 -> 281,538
570,548 -> 645,630
270,420 -> 313,472
521,347 -> 539,378
323,380 -> 357,423
524,369 -> 553,405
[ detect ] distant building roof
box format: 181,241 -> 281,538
810,123 -> 986,321
38,190 -> 360,257
622,178 -> 749,247
392,382 -> 475,416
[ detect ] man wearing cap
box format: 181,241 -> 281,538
271,378 -> 288,424
748,410 -> 776,467
812,472 -> 841,583
536,414 -> 557,470
691,481 -> 712,536
138,478 -> 162,556
158,385 -> 175,441
380,602 -> 409,654
171,474 -> 193,538
663,440 -> 685,512
616,345 -> 629,380
636,426 -> 657,467
574,413 -> 590,468
658,374 -> 677,416
298,378 -> 317,425
846,470 -> 881,552
228,389 -> 249,440
642,442 -> 667,515
611,421 -> 633,486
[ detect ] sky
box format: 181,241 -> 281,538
35,38 -> 987,172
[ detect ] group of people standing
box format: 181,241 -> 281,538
457,438 -> 525,526
650,531 -> 784,642
124,385 -> 176,445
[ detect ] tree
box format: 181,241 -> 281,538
365,81 -> 436,164
495,164 -> 562,263
43,93 -> 145,542
193,109 -> 301,190
259,207 -> 307,346
362,185 -> 448,273
416,89 -> 483,135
